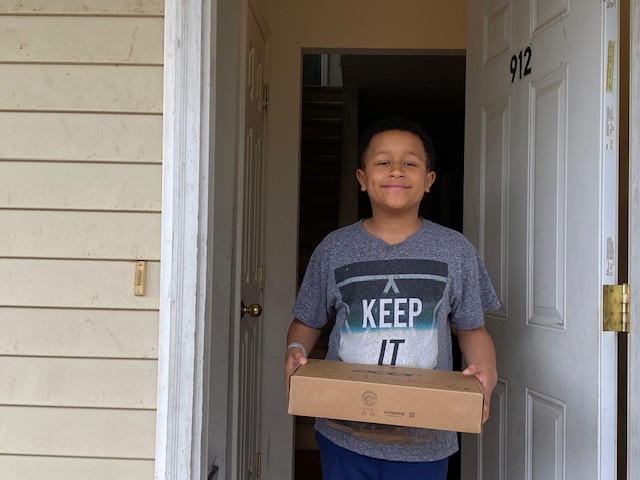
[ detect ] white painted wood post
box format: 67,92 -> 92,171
156,1 -> 214,478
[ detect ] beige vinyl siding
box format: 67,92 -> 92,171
0,211 -> 161,258
0,407 -> 156,457
0,65 -> 163,112
0,259 -> 161,308
0,357 -> 157,407
1,0 -> 164,15
0,308 -> 158,358
0,2 -> 163,478
0,456 -> 154,480
0,163 -> 162,210
0,16 -> 163,63
0,113 -> 162,161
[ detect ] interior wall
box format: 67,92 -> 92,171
262,1 -> 466,478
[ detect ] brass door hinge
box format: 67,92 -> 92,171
603,283 -> 630,332
253,452 -> 261,477
263,84 -> 270,108
258,266 -> 266,289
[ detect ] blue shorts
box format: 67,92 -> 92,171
316,432 -> 449,480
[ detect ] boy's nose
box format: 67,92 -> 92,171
389,164 -> 405,177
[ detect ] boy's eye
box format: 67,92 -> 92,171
404,161 -> 416,167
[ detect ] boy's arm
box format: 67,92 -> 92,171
455,325 -> 497,423
284,318 -> 322,395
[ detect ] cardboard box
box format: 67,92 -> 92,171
288,359 -> 484,434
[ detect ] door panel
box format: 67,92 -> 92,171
236,10 -> 266,480
463,1 -> 618,478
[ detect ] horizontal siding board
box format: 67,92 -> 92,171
0,210 -> 161,259
0,5 -> 164,471
0,308 -> 158,358
0,455 -> 153,480
0,357 -> 157,408
0,64 -> 163,113
2,0 -> 164,15
0,162 -> 161,210
0,16 -> 163,64
0,112 -> 162,162
0,406 -> 156,458
0,456 -> 154,480
0,259 -> 160,309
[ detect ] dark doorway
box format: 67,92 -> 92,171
296,52 -> 466,480
343,54 -> 466,231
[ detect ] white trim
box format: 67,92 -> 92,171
599,4 -> 620,478
156,1 -> 214,479
628,1 -> 640,477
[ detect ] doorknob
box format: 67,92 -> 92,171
240,301 -> 262,318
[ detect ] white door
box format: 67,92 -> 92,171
463,1 -> 619,479
233,10 -> 267,480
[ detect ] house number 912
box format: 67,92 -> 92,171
510,46 -> 532,83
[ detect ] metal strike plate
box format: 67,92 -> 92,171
134,261 -> 147,296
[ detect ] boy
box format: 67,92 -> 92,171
285,117 -> 500,479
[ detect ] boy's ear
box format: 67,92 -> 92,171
356,169 -> 366,191
425,171 -> 437,193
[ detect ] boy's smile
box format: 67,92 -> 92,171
356,129 -> 436,217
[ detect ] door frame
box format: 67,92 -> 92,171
629,0 -> 640,477
155,0 -> 216,478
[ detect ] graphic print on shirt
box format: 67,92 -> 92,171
335,259 -> 447,368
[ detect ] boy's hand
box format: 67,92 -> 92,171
284,345 -> 308,398
284,319 -> 322,398
462,363 -> 497,423
456,325 -> 497,424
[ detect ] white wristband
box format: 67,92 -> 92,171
287,343 -> 308,358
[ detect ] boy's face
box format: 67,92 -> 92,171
356,129 -> 436,216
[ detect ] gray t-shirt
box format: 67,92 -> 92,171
292,219 -> 500,462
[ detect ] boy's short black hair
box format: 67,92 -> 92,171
358,116 -> 436,171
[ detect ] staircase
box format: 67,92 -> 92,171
295,85 -> 343,479
297,86 -> 344,285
